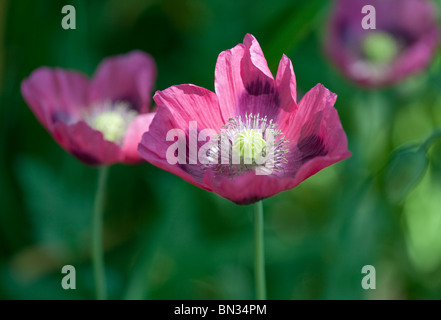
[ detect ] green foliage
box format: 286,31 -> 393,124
385,146 -> 428,204
1,0 -> 441,300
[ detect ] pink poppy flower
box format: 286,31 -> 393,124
139,34 -> 351,205
325,0 -> 440,88
21,51 -> 157,165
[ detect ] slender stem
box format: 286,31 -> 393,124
123,208 -> 172,300
254,200 -> 267,300
420,128 -> 441,152
92,166 -> 109,300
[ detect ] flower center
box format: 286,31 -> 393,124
232,129 -> 267,162
92,111 -> 126,143
207,114 -> 289,176
362,31 -> 399,64
85,101 -> 138,144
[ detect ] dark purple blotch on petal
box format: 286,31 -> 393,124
114,95 -> 141,112
71,151 -> 101,166
179,163 -> 206,183
238,79 -> 281,120
297,134 -> 327,163
51,110 -> 71,124
245,79 -> 276,96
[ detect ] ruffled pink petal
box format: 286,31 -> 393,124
275,54 -> 297,111
153,84 -> 224,130
215,34 -> 276,120
53,121 -> 123,165
139,84 -> 224,189
122,113 -> 156,163
281,84 -> 335,142
282,84 -> 351,186
138,105 -> 211,191
204,171 -> 294,205
214,42 -> 246,121
89,51 -> 156,113
290,153 -> 350,189
21,68 -> 89,131
242,34 -> 274,80
275,54 -> 299,131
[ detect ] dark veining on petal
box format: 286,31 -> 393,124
178,130 -> 207,182
179,85 -> 205,96
297,134 -> 327,163
179,163 -> 206,182
245,79 -> 281,106
239,79 -> 280,119
245,79 -> 275,96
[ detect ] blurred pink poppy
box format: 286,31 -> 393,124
21,51 -> 156,165
139,34 -> 351,205
325,0 -> 440,88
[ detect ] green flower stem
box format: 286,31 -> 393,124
254,200 -> 267,300
123,209 -> 172,300
420,129 -> 441,152
92,166 -> 109,300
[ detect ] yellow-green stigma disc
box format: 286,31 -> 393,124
92,111 -> 126,143
233,129 -> 266,162
362,31 -> 399,64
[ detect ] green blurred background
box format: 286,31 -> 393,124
1,0 -> 441,300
